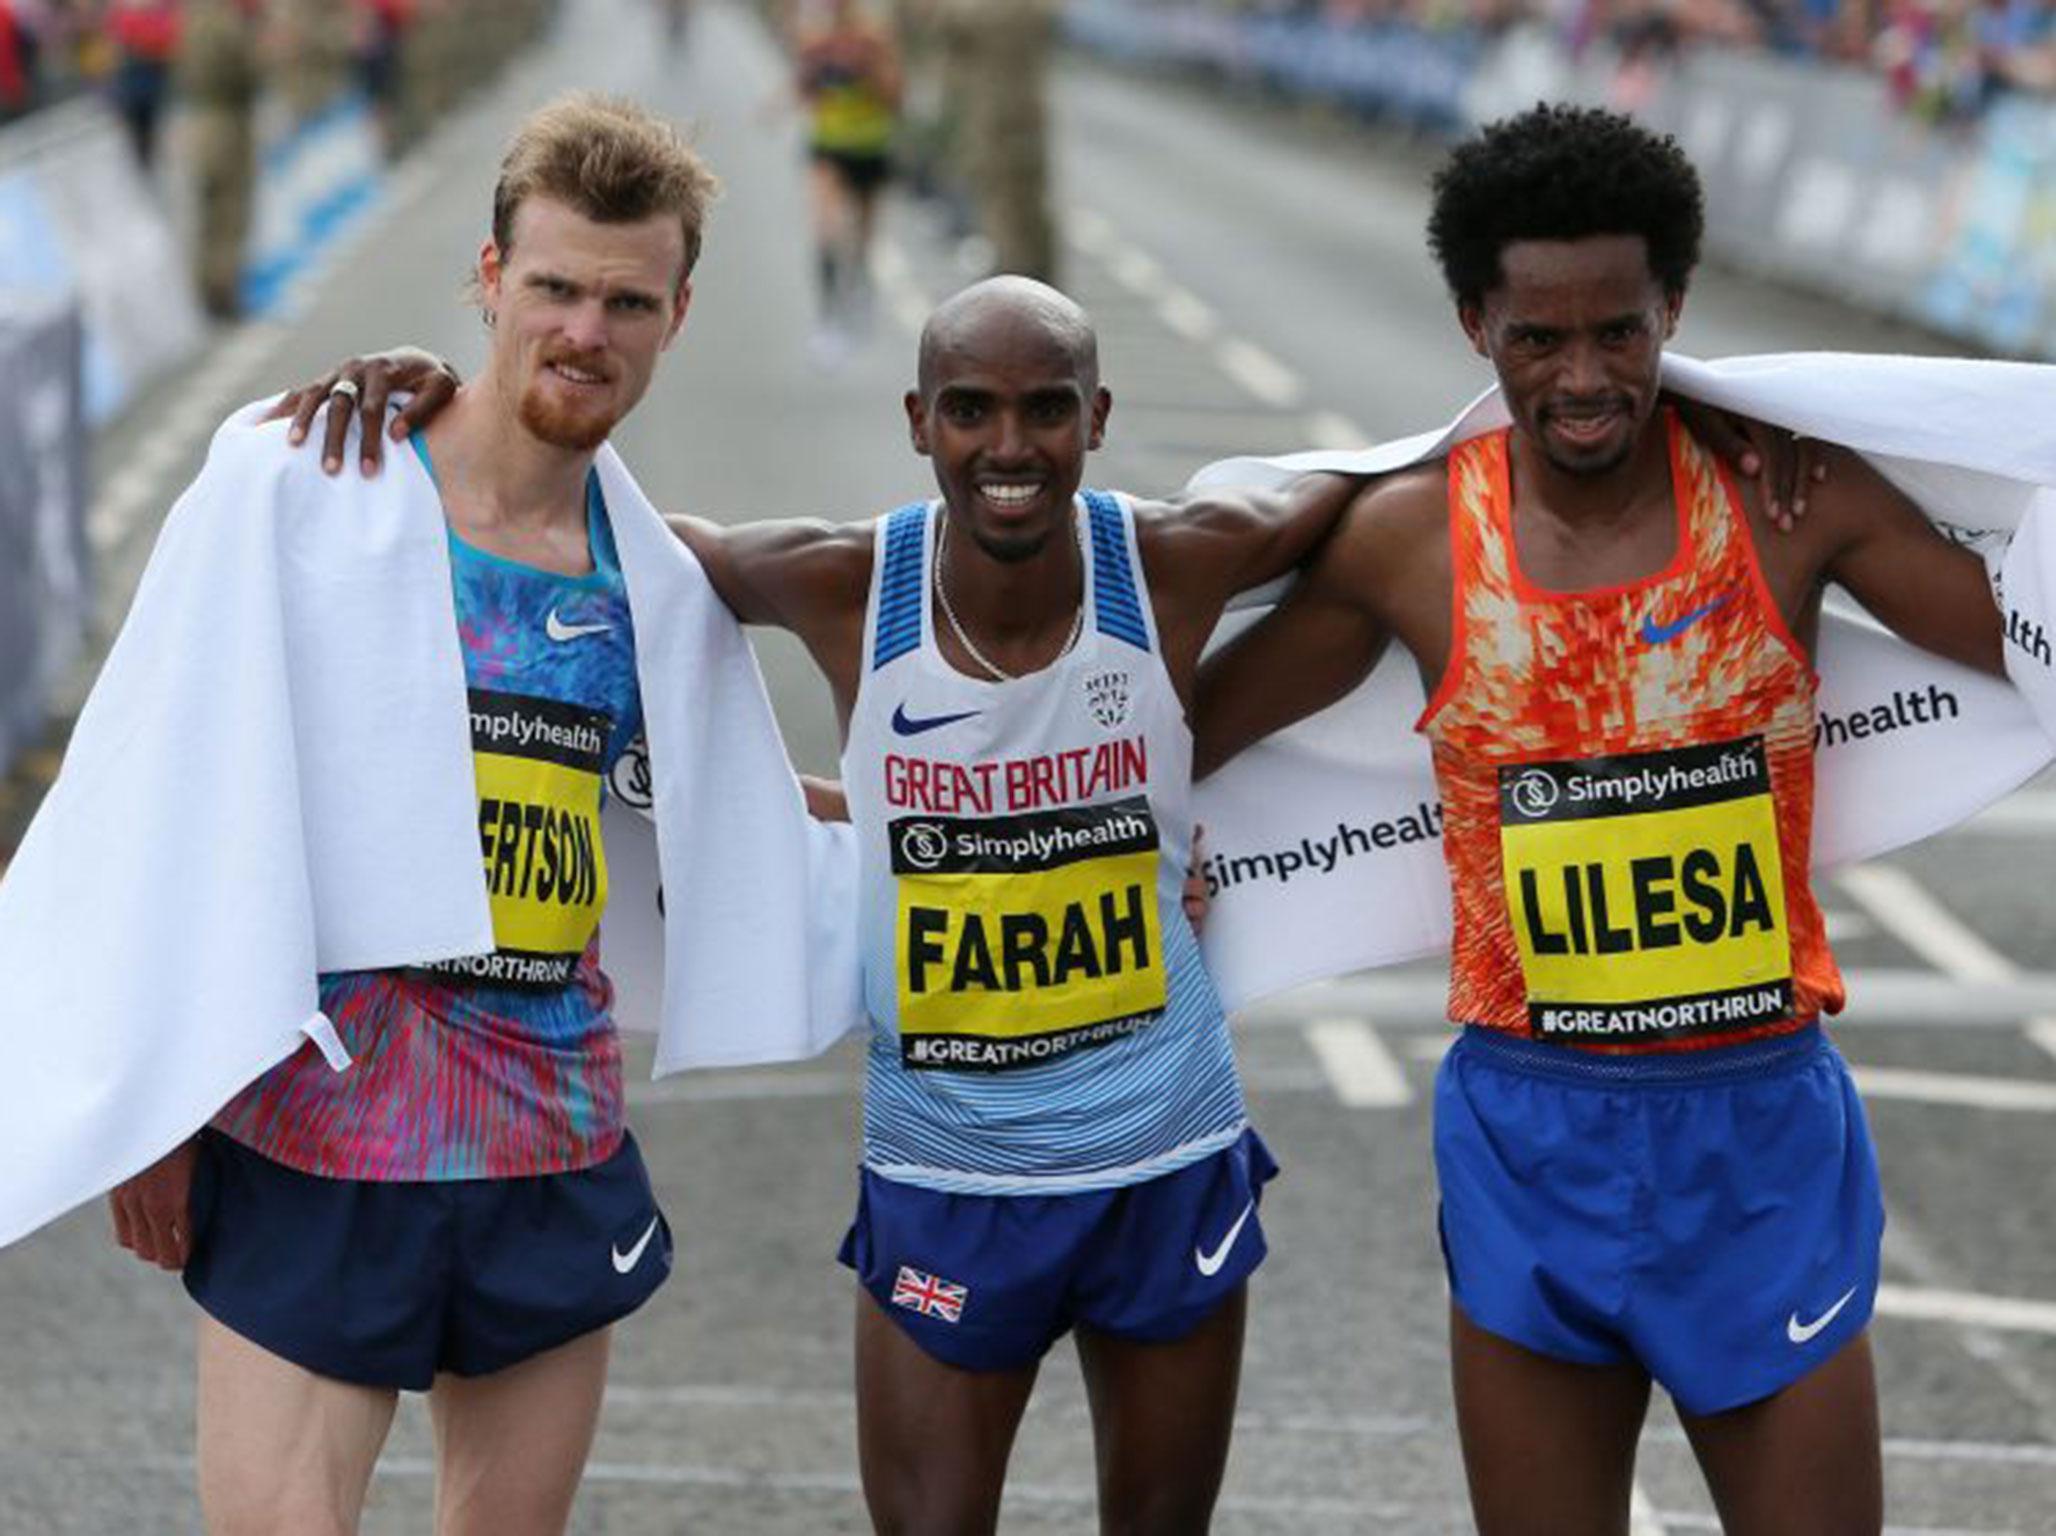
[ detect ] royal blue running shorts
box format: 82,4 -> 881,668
1435,1022 -> 1883,1415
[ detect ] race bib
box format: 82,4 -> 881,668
419,689 -> 612,991
1498,738 -> 1792,1042
892,796 -> 1168,1071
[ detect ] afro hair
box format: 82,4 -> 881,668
1427,104 -> 1704,309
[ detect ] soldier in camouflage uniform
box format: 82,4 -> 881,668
179,0 -> 262,320
937,0 -> 1056,282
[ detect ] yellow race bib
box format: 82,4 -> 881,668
1499,738 -> 1793,1041
892,796 -> 1168,1071
419,690 -> 612,991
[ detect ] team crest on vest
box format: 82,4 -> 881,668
1082,669 -> 1133,732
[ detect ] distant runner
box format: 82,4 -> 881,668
793,0 -> 901,355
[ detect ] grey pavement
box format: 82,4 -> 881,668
2,1 -> 2053,1531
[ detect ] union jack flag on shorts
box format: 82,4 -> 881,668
891,1264 -> 967,1324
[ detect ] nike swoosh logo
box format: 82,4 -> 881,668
1787,1284 -> 1860,1344
1195,1200 -> 1256,1278
891,703 -> 982,737
1638,595 -> 1730,645
547,609 -> 613,643
611,1216 -> 660,1275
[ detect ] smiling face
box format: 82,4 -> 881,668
906,292 -> 1111,564
478,194 -> 691,454
1460,234 -> 1681,478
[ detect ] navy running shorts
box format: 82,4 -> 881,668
839,1128 -> 1278,1372
1435,1023 -> 1884,1415
183,1129 -> 671,1390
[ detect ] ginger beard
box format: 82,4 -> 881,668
515,348 -> 622,453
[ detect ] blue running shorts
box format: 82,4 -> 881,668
839,1129 -> 1279,1372
1435,1023 -> 1884,1416
183,1130 -> 671,1390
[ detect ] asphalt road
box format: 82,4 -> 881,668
2,1 -> 2052,1531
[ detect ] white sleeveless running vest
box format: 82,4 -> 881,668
842,492 -> 1248,1195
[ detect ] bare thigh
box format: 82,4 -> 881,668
1680,1331 -> 1881,1536
196,1312 -> 399,1536
1074,1285 -> 1247,1536
428,1326 -> 613,1536
1450,1303 -> 1654,1536
855,1288 -> 1040,1536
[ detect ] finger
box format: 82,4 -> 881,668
1775,435 -> 1802,516
358,366 -> 392,475
390,366 -> 457,441
1681,402 -> 1760,476
108,1191 -> 137,1254
287,375 -> 336,444
321,376 -> 360,474
138,1196 -> 182,1271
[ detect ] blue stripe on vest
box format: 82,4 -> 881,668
872,502 -> 929,670
1083,489 -> 1150,651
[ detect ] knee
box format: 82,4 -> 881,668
1098,1488 -> 1222,1536
864,1474 -> 1005,1536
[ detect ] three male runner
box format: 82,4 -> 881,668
279,274 -> 1369,1533
1195,105 -> 2005,1536
107,96 -> 718,1536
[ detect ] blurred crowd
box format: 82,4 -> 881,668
1,0 -> 551,319
1167,0 -> 2056,121
0,0 -> 552,150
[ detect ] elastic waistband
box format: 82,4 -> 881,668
1451,1022 -> 1826,1087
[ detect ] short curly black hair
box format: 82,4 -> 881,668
1427,104 -> 1704,309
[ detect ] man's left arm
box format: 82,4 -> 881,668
1813,448 -> 2006,677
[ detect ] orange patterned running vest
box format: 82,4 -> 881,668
1420,413 -> 1844,1051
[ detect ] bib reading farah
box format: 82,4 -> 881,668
894,796 -> 1166,1069
1500,738 -> 1792,1038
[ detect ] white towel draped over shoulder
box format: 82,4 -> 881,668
1187,353 -> 2056,1012
0,403 -> 862,1249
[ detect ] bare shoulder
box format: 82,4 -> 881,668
1334,462 -> 1448,562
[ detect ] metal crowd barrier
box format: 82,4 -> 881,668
0,297 -> 87,773
1065,2 -> 2056,359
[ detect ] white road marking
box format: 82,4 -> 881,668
1303,1018 -> 1412,1106
1963,789 -> 2056,833
1629,1482 -> 1670,1536
1213,336 -> 1303,409
1850,1065 -> 2056,1112
1105,244 -> 1165,295
1303,409 -> 1370,450
1876,1284 -> 2056,1337
1156,287 -> 1219,343
1823,907 -> 1874,941
2025,1017 -> 2056,1065
1066,204 -> 1114,254
1836,864 -> 2019,984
